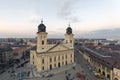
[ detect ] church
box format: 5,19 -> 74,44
30,20 -> 74,73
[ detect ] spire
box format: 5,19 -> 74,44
38,19 -> 46,32
41,19 -> 43,24
66,23 -> 72,34
68,23 -> 70,27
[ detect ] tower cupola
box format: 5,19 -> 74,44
66,24 -> 72,34
38,20 -> 46,32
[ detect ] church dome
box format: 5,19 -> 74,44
66,24 -> 72,34
38,20 -> 46,32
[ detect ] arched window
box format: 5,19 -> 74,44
33,55 -> 34,59
42,66 -> 44,70
70,40 -> 72,43
42,59 -> 44,64
66,61 -> 67,65
107,74 -> 110,79
50,57 -> 52,62
50,64 -> 52,70
42,40 -> 44,45
102,71 -> 105,76
33,61 -> 34,64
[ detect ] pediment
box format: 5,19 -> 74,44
47,43 -> 70,52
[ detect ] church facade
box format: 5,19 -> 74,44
30,21 -> 74,73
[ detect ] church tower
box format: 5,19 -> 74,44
64,24 -> 74,48
37,20 -> 48,53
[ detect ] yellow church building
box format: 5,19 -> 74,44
30,21 -> 74,73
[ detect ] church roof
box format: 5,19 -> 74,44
0,45 -> 12,52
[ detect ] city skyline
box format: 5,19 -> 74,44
0,0 -> 120,39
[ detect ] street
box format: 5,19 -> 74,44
0,58 -> 30,80
74,46 -> 99,80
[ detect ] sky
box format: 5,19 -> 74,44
0,0 -> 120,39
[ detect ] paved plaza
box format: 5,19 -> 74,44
0,47 -> 102,80
24,63 -> 82,80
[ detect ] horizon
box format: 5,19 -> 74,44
0,0 -> 120,39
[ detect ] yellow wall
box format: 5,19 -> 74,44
30,31 -> 74,73
33,50 -> 74,72
79,50 -> 114,80
113,68 -> 120,80
37,32 -> 48,53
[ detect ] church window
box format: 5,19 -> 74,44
42,66 -> 44,70
42,40 -> 44,45
33,55 -> 34,59
70,40 -> 72,43
33,61 -> 34,64
66,61 -> 67,65
42,59 -> 44,64
50,57 -> 52,62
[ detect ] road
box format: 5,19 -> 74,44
0,59 -> 30,80
74,46 -> 99,80
0,69 -> 15,80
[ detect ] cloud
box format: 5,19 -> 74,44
57,0 -> 80,23
78,28 -> 120,39
28,15 -> 41,24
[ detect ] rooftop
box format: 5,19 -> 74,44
78,44 -> 120,69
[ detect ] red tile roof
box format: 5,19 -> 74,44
13,47 -> 27,55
